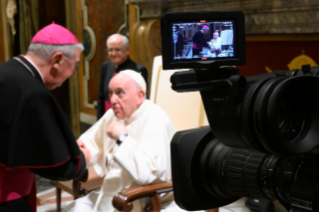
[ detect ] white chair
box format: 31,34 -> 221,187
220,30 -> 233,45
149,55 -> 208,131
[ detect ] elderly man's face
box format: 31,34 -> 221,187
107,36 -> 129,66
202,29 -> 208,34
109,74 -> 144,119
213,33 -> 219,40
46,46 -> 81,90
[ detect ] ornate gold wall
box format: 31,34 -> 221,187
129,0 -> 319,77
73,0 -> 319,130
2,0 -> 319,133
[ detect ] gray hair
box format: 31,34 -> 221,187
26,43 -> 84,59
106,34 -> 129,48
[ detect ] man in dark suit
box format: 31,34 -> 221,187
97,34 -> 148,120
175,25 -> 185,57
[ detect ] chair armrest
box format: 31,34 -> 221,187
112,181 -> 173,212
73,167 -> 104,198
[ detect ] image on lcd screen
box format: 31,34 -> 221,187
171,20 -> 235,61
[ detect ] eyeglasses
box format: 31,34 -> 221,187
106,47 -> 125,53
63,54 -> 80,71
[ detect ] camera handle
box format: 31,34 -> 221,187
170,67 -> 253,149
170,66 -> 243,94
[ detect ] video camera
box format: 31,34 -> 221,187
161,10 -> 319,212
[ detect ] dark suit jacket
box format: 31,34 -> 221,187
97,57 -> 148,120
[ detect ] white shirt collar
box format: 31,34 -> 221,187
21,55 -> 45,83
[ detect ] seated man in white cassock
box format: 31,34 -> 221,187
63,70 -> 187,212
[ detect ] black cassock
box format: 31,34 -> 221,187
176,32 -> 184,57
0,56 -> 86,212
192,30 -> 209,57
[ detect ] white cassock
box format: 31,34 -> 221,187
209,37 -> 222,51
63,100 -> 184,212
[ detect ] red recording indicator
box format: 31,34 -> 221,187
201,58 -> 207,60
200,20 -> 206,23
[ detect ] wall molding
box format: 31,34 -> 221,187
81,0 -> 96,109
80,112 -> 97,125
1,0 -> 10,61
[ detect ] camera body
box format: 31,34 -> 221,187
161,10 -> 319,212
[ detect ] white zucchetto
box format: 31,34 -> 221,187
118,70 -> 147,93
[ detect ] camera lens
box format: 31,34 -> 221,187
196,138 -> 267,199
193,137 -> 319,211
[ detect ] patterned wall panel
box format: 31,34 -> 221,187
81,0 -> 96,110
75,0 -> 319,126
128,0 -> 319,96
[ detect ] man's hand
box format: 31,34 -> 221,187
106,121 -> 127,140
77,140 -> 91,166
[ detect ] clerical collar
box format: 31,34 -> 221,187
116,57 -> 132,72
21,55 -> 45,83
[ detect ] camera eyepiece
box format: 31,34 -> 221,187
247,75 -> 319,155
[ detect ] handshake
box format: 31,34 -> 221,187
77,140 -> 91,166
